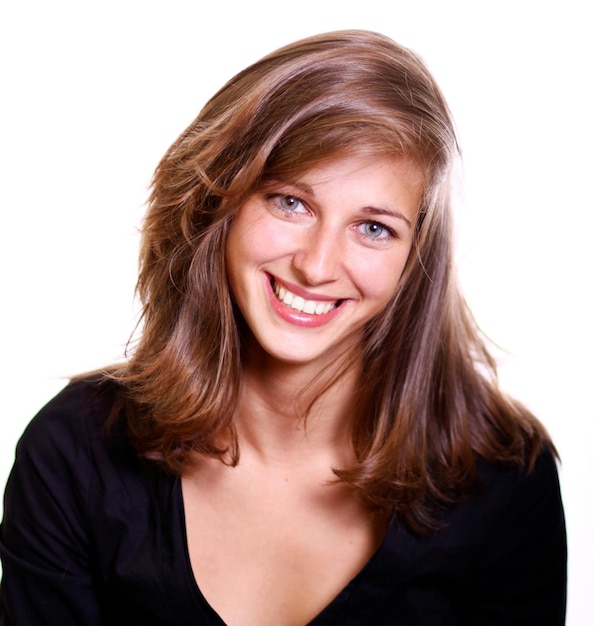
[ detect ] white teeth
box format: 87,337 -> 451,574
273,281 -> 336,315
278,286 -> 293,305
302,300 -> 316,314
291,296 -> 305,311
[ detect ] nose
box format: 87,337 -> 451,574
291,225 -> 342,285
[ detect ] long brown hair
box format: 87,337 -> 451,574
113,30 -> 553,529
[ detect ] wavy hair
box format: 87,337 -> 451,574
113,30 -> 553,529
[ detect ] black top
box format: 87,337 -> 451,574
0,378 -> 567,625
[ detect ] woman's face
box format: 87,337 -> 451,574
225,154 -> 423,369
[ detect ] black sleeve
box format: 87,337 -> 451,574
462,448 -> 567,625
0,383 -> 105,625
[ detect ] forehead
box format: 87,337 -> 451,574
263,144 -> 425,186
266,153 -> 423,196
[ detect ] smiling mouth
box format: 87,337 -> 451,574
271,279 -> 341,315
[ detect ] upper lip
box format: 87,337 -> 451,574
268,274 -> 343,302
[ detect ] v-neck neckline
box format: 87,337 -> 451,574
173,476 -> 398,625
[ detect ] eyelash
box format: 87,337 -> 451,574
264,193 -> 398,243
356,221 -> 397,242
266,193 -> 307,216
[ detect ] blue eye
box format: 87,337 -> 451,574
362,221 -> 392,239
278,195 -> 302,211
265,193 -> 307,217
364,222 -> 383,237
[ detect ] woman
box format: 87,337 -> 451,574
0,30 -> 566,625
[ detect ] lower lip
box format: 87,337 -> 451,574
265,277 -> 344,328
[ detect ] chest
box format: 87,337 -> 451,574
181,466 -> 385,626
84,454 -> 487,625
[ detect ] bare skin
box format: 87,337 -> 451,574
182,353 -> 387,626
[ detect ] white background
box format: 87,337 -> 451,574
1,1 -> 591,623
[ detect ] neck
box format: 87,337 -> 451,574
235,345 -> 362,465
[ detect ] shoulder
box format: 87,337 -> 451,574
7,377 -> 118,498
473,446 -> 564,533
3,374 -> 173,563
496,445 -> 566,550
1,380 -> 183,621
349,449 -> 565,625
439,447 -> 566,558
460,448 -> 567,623
24,374 -> 122,431
10,375 -> 133,510
11,375 -> 178,519
1,377 -> 129,585
16,375 -> 124,464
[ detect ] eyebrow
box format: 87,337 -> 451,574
360,206 -> 413,229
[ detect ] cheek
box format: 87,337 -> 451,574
225,217 -> 253,299
352,249 -> 411,303
226,213 -> 263,272
227,208 -> 290,266
367,273 -> 402,304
